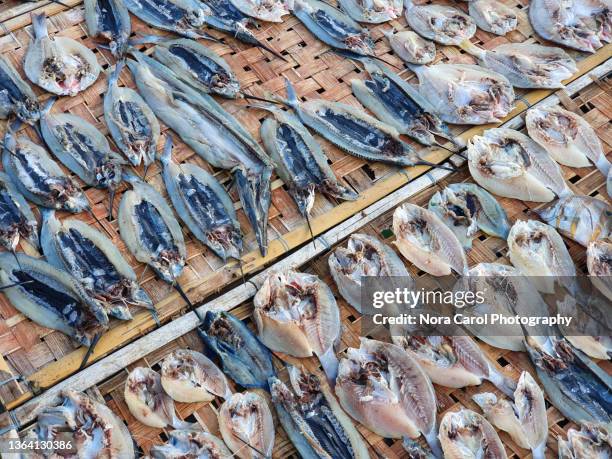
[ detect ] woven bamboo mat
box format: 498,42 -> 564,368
0,0 -> 610,411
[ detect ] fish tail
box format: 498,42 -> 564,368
284,77 -> 299,109
79,332 -> 102,369
423,431 -> 443,459
128,34 -> 165,46
488,367 -> 517,398
457,39 -> 484,58
30,13 -> 48,39
234,166 -> 271,257
318,347 -> 339,386
40,96 -> 57,115
108,60 -> 125,87
159,135 -> 173,166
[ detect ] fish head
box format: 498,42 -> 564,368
587,239 -> 612,276
468,133 -> 528,179
526,107 -> 578,146
207,224 -> 243,261
125,367 -> 174,428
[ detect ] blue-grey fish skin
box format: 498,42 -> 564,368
0,171 -> 39,251
123,0 -> 212,38
198,310 -> 276,389
84,0 -> 131,57
0,56 -> 40,124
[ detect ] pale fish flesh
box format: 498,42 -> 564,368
526,106 -> 611,170
587,238 -> 612,302
537,195 -> 611,248
218,391 -> 275,459
473,371 -> 548,459
0,171 -> 38,251
393,203 -> 468,276
230,0 -> 290,22
338,0 -> 403,23
409,63 -> 515,124
328,233 -> 411,313
468,0 -> 518,35
84,0 -> 131,57
0,55 -> 40,124
383,29 -> 436,65
558,422 -> 612,459
253,269 -> 341,381
24,13 -> 100,96
160,348 -> 231,402
578,0 -> 612,43
459,41 -> 577,89
150,430 -> 233,459
404,0 -> 476,45
467,128 -> 570,201
428,183 -> 511,249
392,335 -> 517,396
402,438 -> 436,459
336,338 -> 441,455
439,409 -> 508,459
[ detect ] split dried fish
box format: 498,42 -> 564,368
254,269 -> 341,381
2,129 -> 89,213
588,238 -> 612,303
392,335 -> 517,396
338,0 -> 402,23
199,310 -> 276,389
393,203 -> 468,276
428,183 -> 511,249
473,371 -> 548,459
467,128 -> 570,201
160,137 -> 243,262
0,171 -> 38,252
160,348 -> 231,402
404,0 -> 476,45
329,233 -> 410,313
40,208 -> 155,321
219,391 -> 275,459
525,335 -> 612,424
0,56 -> 40,124
230,0 -> 290,22
439,409 -> 507,459
409,63 -> 515,125
31,390 -> 134,458
0,252 -> 108,346
336,338 -> 441,455
127,52 -> 272,255
468,0 -> 518,35
150,430 -> 233,459
558,422 -> 612,458
84,0 -> 131,57
402,439 -> 436,459
104,61 -> 159,169
24,13 -> 101,96
459,41 -> 576,89
118,173 -> 186,284
537,195 -> 611,247
383,29 -> 436,64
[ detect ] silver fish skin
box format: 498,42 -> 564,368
439,409 -> 508,459
410,63 -> 515,125
0,253 -> 108,346
84,0 -> 131,57
150,430 -> 233,459
468,0 -> 518,35
0,171 -> 39,251
404,0 -> 476,45
558,422 -> 612,459
104,61 -> 159,168
459,41 -> 576,89
383,29 -> 436,65
40,208 -> 154,321
536,196 -> 611,247
230,0 -> 290,22
587,238 -> 612,303
2,130 -> 89,213
257,103 -> 358,218
0,56 -> 40,124
402,439 -> 436,459
429,183 -> 511,249
126,52 -> 272,256
467,128 -> 570,202
24,13 -> 101,96
160,137 -> 242,262
338,0 -> 403,23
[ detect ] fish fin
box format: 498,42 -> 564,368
318,347 -> 339,386
79,333 -> 102,369
128,34 -> 166,46
159,136 -> 173,166
30,13 -> 48,39
423,431 -> 443,459
284,77 -> 299,108
40,96 -> 57,115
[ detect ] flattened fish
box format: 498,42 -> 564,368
230,0 -> 290,22
393,203 -> 468,276
439,409 -> 507,459
558,422 -> 612,459
84,0 -> 131,57
150,430 -> 233,459
468,0 -> 518,35
404,0 -> 476,45
588,238 -> 612,302
25,13 -> 101,96
338,0 -> 403,23
467,128 -> 570,201
0,172 -> 38,251
0,55 -> 40,124
383,29 -> 436,65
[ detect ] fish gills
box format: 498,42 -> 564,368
0,55 -> 40,124
439,409 -> 508,459
124,367 -> 176,428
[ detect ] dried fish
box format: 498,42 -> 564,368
24,13 -> 101,96
525,335 -> 612,424
253,269 -> 341,381
199,310 -> 276,389
338,0 -> 403,23
537,195 -> 611,247
392,335 -> 517,396
230,0 -> 290,22
579,0 -> 612,43
329,233 -> 410,313
218,391 -> 275,459
150,430 -> 233,459
468,0 -> 518,35
473,371 -> 548,459
404,0 -> 476,45
402,439 -> 436,459
558,422 -> 612,458
160,348 -> 231,402
459,41 -> 576,89
0,55 -> 40,124
384,29 -> 436,64
0,172 -> 38,252
32,390 -> 134,458
428,183 -> 510,249
119,173 -> 186,285
467,128 -> 570,201
439,409 -> 507,459
160,137 -> 242,262
104,61 -> 159,169
2,129 -> 88,213
588,239 -> 612,302
84,0 -> 131,57
409,63 -> 515,125
393,203 -> 468,276
336,338 -> 441,455
0,252 -> 108,346
40,208 -> 155,322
